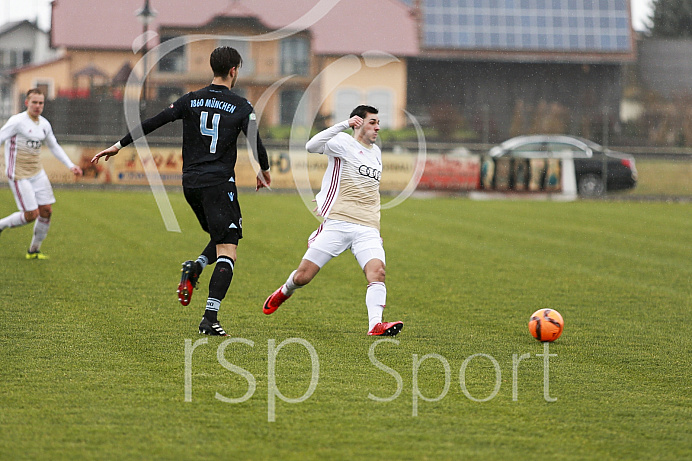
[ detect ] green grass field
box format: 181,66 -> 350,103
630,159 -> 692,197
0,189 -> 690,460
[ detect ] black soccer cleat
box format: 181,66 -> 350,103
177,260 -> 202,306
198,317 -> 228,336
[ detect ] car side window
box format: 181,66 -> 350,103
509,142 -> 545,159
545,142 -> 590,159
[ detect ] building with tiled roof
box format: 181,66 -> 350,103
0,20 -> 58,120
17,0 -> 416,133
402,0 -> 636,141
8,0 -> 640,141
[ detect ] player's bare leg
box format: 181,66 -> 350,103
263,259 -> 320,315
0,208 -> 35,241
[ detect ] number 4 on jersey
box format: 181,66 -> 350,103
200,111 -> 220,153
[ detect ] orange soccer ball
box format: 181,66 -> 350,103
528,309 -> 564,342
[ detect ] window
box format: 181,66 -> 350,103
367,89 -> 394,129
33,80 -> 53,99
0,82 -> 12,119
546,142 -> 590,158
509,143 -> 546,159
333,89 -> 393,128
158,36 -> 186,73
217,39 -> 254,75
280,37 -> 310,76
334,89 -> 360,124
280,90 -> 306,126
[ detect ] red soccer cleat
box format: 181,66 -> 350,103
177,260 -> 201,306
367,321 -> 404,336
263,286 -> 291,315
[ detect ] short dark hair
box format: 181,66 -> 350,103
26,88 -> 44,98
350,105 -> 378,119
210,46 -> 243,77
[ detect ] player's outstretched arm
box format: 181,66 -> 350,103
305,117 -> 361,153
91,108 -> 179,165
91,145 -> 120,164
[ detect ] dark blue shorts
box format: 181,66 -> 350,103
184,181 -> 242,245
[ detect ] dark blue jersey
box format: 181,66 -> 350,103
119,84 -> 269,188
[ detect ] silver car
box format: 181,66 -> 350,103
484,135 -> 638,196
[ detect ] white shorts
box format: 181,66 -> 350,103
10,170 -> 55,212
303,219 -> 385,269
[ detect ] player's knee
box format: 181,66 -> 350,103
367,265 -> 386,282
293,269 -> 313,286
24,210 -> 39,222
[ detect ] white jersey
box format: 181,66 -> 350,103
0,112 -> 74,180
306,120 -> 381,230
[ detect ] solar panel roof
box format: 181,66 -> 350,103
400,0 -> 632,52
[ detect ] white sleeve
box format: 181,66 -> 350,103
0,116 -> 18,145
43,123 -> 75,169
305,120 -> 350,154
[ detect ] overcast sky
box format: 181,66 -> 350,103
0,0 -> 655,32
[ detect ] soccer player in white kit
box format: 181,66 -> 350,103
0,88 -> 82,258
263,105 -> 403,336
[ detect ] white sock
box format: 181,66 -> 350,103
29,217 -> 50,252
196,255 -> 208,270
0,211 -> 27,230
282,270 -> 300,296
366,282 -> 386,331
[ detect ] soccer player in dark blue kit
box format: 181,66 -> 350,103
92,47 -> 271,336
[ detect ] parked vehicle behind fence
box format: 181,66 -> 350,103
482,135 -> 638,196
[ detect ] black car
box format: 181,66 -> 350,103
483,135 -> 638,196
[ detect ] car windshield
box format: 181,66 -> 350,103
544,142 -> 590,158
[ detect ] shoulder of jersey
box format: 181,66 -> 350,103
169,90 -> 193,108
325,132 -> 350,146
334,132 -> 352,140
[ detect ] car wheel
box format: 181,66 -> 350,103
578,174 -> 605,196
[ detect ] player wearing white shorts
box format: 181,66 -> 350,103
263,105 -> 403,336
0,88 -> 82,259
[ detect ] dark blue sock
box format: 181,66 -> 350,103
205,256 -> 234,322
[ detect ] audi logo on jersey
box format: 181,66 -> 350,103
358,165 -> 381,181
